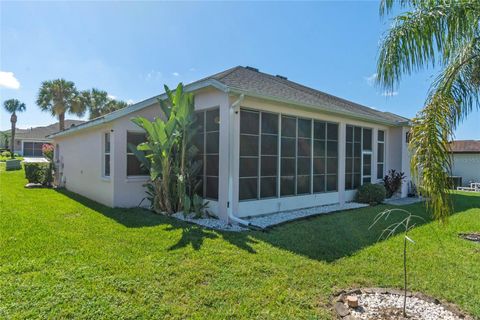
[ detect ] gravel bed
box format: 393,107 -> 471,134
333,289 -> 471,320
350,293 -> 462,320
172,212 -> 247,232
171,202 -> 368,231
245,202 -> 368,228
384,197 -> 424,206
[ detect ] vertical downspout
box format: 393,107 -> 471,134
226,94 -> 252,227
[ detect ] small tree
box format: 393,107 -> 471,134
3,99 -> 26,159
370,209 -> 426,317
130,83 -> 203,215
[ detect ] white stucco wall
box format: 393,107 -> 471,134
451,153 -> 480,186
55,124 -> 114,206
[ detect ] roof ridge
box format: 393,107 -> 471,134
241,67 -> 387,117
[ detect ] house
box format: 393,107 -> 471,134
49,66 -> 411,223
449,140 -> 480,186
1,120 -> 84,156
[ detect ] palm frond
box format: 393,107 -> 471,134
377,1 -> 480,90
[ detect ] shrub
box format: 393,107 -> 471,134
42,144 -> 54,161
24,163 -> 52,185
383,169 -> 406,198
1,151 -> 11,158
355,183 -> 386,205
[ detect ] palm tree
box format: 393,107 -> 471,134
376,0 -> 480,221
3,99 -> 26,159
36,79 -> 85,131
81,88 -> 129,119
80,88 -> 109,120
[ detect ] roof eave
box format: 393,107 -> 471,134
48,79 -> 228,139
227,87 -> 408,127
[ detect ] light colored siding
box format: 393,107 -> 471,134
55,124 -> 114,206
451,153 -> 480,186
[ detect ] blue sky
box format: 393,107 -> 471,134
1,1 -> 478,139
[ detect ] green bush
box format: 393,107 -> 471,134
24,162 -> 52,185
355,183 -> 386,205
1,151 -> 11,157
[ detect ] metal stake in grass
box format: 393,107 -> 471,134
370,208 -> 425,317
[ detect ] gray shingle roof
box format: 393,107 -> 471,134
11,120 -> 85,140
449,140 -> 480,153
207,66 -> 409,124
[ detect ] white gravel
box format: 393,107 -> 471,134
171,202 -> 368,232
245,202 -> 369,228
172,212 -> 247,232
350,293 -> 461,320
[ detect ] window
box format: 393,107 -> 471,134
281,116 -> 296,196
193,108 -> 220,200
313,121 -> 338,193
238,110 -> 280,201
239,110 -> 259,200
260,112 -> 279,198
297,118 -> 311,194
23,142 -> 44,157
103,133 -> 110,177
345,126 -> 372,189
239,108 -> 339,201
127,131 -> 148,176
377,130 -> 385,179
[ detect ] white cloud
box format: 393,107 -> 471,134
172,72 -> 180,77
189,67 -> 196,72
126,99 -> 134,105
382,90 -> 399,97
0,71 -> 20,89
364,73 -> 377,87
146,70 -> 163,81
108,94 -> 116,100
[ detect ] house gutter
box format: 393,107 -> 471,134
226,87 -> 409,127
226,94 -> 264,230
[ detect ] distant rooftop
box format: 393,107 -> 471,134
5,120 -> 85,140
449,140 -> 480,153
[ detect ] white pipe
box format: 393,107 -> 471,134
226,94 -> 254,227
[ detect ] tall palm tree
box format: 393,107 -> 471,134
81,88 -> 129,119
36,79 -> 85,131
376,0 -> 480,221
80,88 -> 109,120
3,99 -> 26,159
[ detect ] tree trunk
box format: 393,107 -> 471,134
59,112 -> 65,131
10,113 -> 16,159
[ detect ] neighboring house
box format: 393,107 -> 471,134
449,140 -> 480,186
1,120 -> 84,156
49,66 -> 411,222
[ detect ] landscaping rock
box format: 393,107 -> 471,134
25,183 -> 44,188
335,302 -> 350,317
346,296 -> 358,308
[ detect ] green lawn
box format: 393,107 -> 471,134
1,166 -> 479,319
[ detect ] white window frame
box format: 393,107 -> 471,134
102,132 -> 111,178
377,130 -> 386,180
126,130 -> 149,177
